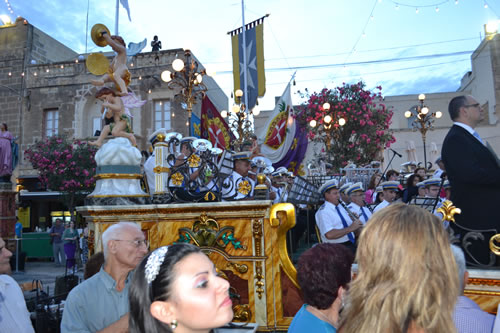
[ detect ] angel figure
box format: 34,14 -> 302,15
90,87 -> 144,147
90,32 -> 130,96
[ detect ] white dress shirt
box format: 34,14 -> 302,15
315,201 -> 354,243
348,202 -> 372,224
373,199 -> 390,213
0,275 -> 35,333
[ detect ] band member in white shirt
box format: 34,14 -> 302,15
347,182 -> 372,224
373,181 -> 399,213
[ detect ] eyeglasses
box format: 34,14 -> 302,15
113,239 -> 149,248
464,103 -> 480,109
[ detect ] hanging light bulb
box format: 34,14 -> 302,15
338,118 -> 346,126
435,111 -> 442,118
309,119 -> 317,128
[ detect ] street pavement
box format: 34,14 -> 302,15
11,260 -> 84,296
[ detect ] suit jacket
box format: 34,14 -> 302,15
441,124 -> 500,230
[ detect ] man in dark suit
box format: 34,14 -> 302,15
442,95 -> 500,266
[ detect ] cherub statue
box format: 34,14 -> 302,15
90,32 -> 130,96
90,87 -> 136,147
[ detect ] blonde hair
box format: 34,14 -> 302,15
340,204 -> 458,333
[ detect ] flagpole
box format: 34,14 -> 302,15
85,0 -> 90,54
241,0 -> 249,111
115,0 -> 119,35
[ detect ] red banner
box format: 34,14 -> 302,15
200,96 -> 233,149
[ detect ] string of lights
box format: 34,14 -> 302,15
390,0 -> 450,9
4,0 -> 14,15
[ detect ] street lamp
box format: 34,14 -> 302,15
161,49 -> 209,136
309,102 -> 346,153
404,93 -> 442,170
221,89 -> 257,151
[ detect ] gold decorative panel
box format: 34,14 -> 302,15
77,201 -> 300,331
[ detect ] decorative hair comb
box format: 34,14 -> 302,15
145,246 -> 169,284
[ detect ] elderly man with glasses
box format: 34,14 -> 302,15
61,222 -> 148,332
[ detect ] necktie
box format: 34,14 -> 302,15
335,206 -> 355,244
361,207 -> 369,222
472,131 -> 485,146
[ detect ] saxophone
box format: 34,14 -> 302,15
339,200 -> 360,221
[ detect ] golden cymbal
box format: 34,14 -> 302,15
91,23 -> 110,47
86,53 -> 109,75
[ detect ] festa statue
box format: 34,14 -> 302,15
87,24 -> 146,148
84,24 -> 148,204
89,24 -> 130,96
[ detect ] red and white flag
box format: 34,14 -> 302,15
200,96 -> 233,150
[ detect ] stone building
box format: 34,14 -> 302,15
382,33 -> 500,173
0,18 -> 228,231
254,32 -> 500,177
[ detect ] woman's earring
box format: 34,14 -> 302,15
170,319 -> 178,330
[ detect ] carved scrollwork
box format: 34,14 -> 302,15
177,213 -> 246,251
489,234 -> 500,256
227,262 -> 248,274
233,304 -> 252,322
252,219 -> 265,298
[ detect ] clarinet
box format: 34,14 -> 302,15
339,200 -> 360,221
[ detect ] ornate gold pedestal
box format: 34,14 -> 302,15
465,270 -> 500,314
77,201 -> 301,331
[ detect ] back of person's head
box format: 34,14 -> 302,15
111,35 -> 126,47
450,244 -> 467,292
84,252 -> 105,280
406,174 -> 421,187
129,243 -> 201,333
368,173 -> 381,190
386,169 -> 399,180
95,87 -> 117,98
101,222 -> 141,259
340,204 -> 458,333
448,95 -> 467,121
297,243 -> 353,310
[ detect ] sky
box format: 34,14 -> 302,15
7,0 -> 500,111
